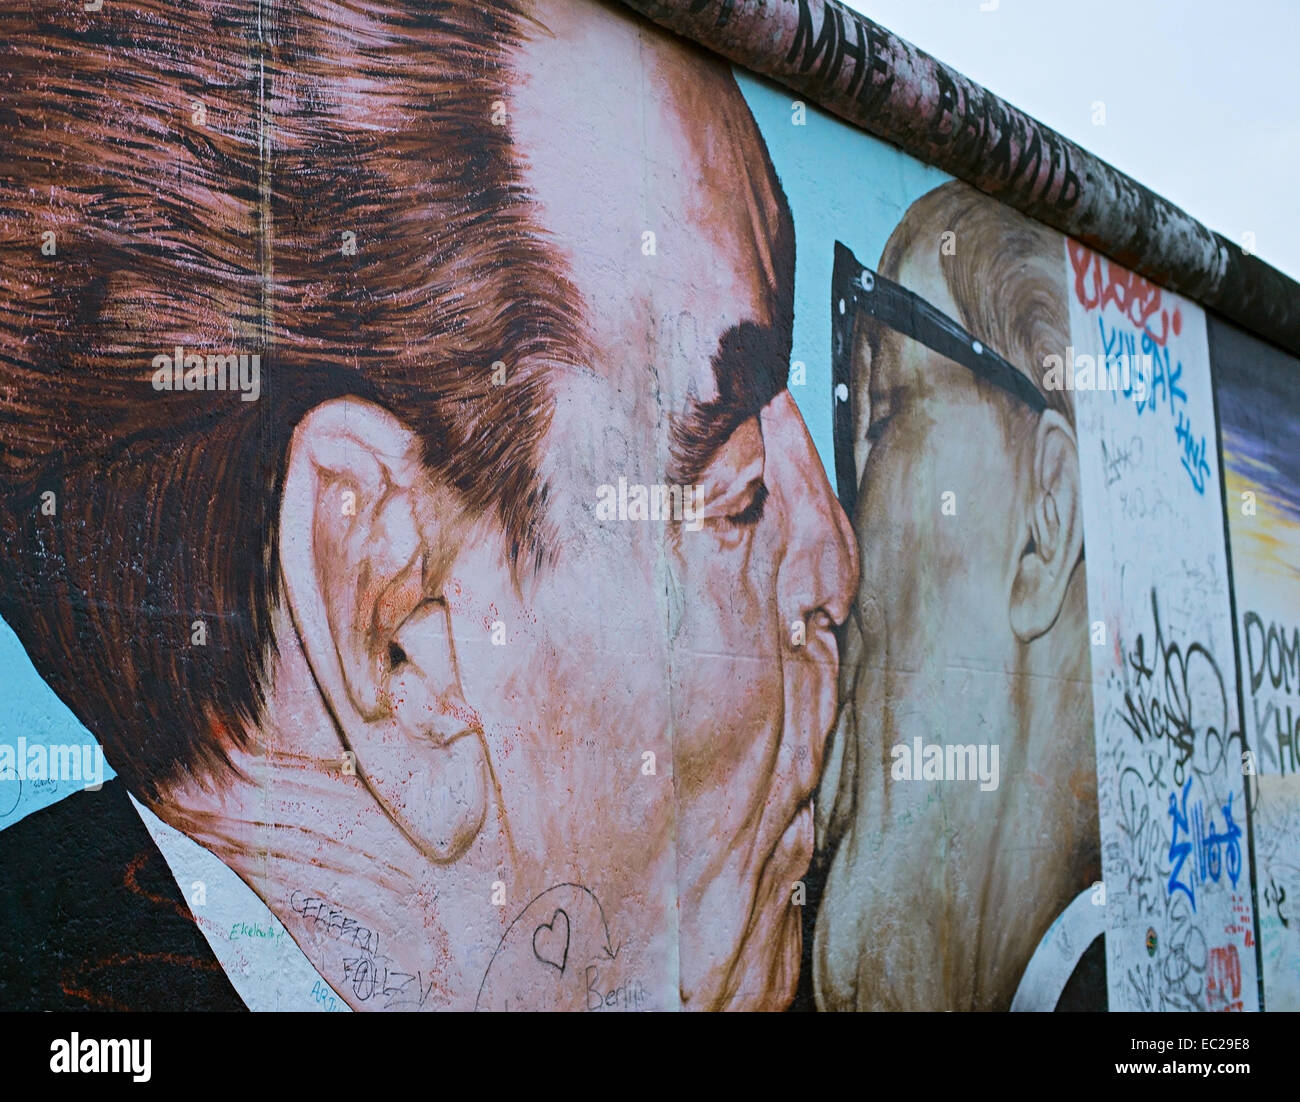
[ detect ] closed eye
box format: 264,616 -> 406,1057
865,387 -> 897,445
694,416 -> 767,537
726,480 -> 769,527
865,405 -> 894,444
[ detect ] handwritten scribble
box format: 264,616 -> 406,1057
1119,589 -> 1233,788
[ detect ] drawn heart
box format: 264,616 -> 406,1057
532,908 -> 571,975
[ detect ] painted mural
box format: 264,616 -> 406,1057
0,0 -> 1293,1013
814,188 -> 1099,1012
1212,317 -> 1300,1010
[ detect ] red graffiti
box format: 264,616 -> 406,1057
124,850 -> 194,923
1206,944 -> 1243,1012
1068,241 -> 1182,345
62,952 -> 228,1011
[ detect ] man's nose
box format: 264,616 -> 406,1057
767,393 -> 859,631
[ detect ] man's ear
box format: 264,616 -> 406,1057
279,397 -> 430,725
1009,410 -> 1084,642
277,397 -> 489,860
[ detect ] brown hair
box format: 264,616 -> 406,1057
879,179 -> 1074,429
0,0 -> 586,801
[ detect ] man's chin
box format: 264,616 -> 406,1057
692,806 -> 813,1010
719,900 -> 803,1011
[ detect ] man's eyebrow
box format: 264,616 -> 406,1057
667,320 -> 787,486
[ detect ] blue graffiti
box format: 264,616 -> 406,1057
1174,409 -> 1210,493
1098,315 -> 1209,494
1167,777 -> 1243,912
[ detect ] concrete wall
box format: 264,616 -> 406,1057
0,0 -> 1294,1011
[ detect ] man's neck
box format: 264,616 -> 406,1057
147,601 -> 676,1010
147,600 -> 517,1009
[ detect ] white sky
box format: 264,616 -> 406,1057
841,0 -> 1300,283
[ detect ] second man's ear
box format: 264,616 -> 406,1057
277,397 -> 490,862
1009,410 -> 1084,643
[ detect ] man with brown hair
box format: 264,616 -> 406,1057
0,0 -> 855,1010
814,180 -> 1101,1011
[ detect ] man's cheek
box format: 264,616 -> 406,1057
684,553 -> 777,651
674,652 -> 773,776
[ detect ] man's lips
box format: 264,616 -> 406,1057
776,801 -> 815,872
754,799 -> 815,912
740,797 -> 814,902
